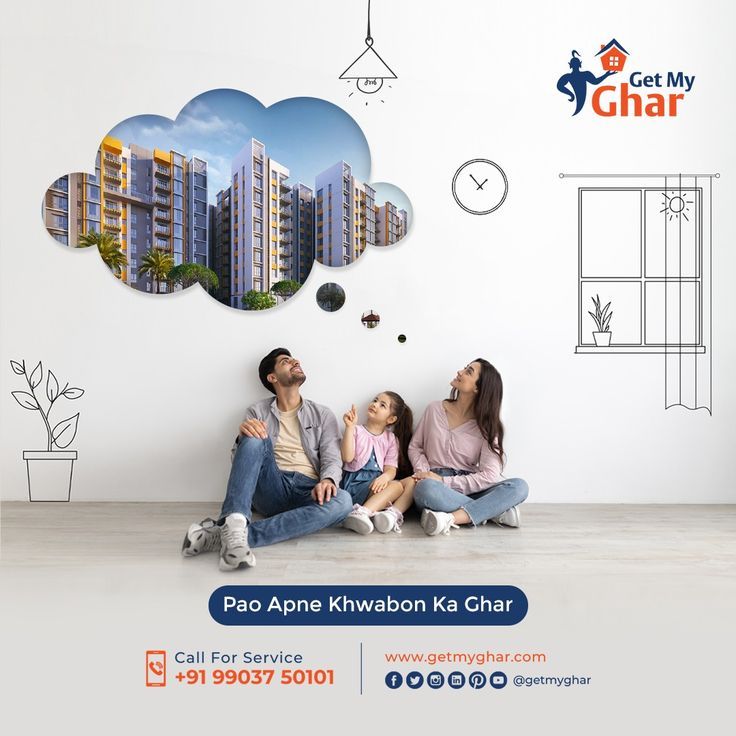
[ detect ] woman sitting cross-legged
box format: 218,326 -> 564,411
410,358 -> 528,536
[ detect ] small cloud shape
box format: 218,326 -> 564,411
41,89 -> 412,311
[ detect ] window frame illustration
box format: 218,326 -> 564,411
576,186 -> 705,354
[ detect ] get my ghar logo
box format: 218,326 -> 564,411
557,39 -> 695,117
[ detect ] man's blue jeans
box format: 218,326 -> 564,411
220,436 -> 352,548
414,468 -> 528,526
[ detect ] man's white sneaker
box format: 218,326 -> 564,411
182,518 -> 221,556
492,505 -> 521,528
422,510 -> 459,536
219,513 -> 256,571
343,505 -> 374,535
420,508 -> 430,529
373,506 -> 403,534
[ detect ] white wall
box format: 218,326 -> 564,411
1,0 -> 735,502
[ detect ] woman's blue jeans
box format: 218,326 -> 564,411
220,436 -> 352,548
414,468 -> 528,526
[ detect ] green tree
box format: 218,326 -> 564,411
242,290 -> 277,310
168,263 -> 219,293
137,248 -> 174,294
77,230 -> 127,278
316,282 -> 346,312
270,279 -> 301,300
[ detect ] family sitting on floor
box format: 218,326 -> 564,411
181,348 -> 528,571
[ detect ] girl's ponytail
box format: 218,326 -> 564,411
384,391 -> 414,478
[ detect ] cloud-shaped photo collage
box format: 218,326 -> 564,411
42,90 -> 412,311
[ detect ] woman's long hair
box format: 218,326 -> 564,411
384,391 -> 414,478
448,358 -> 505,466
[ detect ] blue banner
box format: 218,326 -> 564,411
209,585 -> 528,626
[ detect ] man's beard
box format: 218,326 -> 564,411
281,371 -> 306,388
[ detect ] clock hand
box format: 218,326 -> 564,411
476,178 -> 488,191
469,173 -> 482,188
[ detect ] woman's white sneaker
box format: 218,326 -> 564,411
373,506 -> 403,534
219,513 -> 256,571
492,505 -> 521,528
343,505 -> 374,535
422,510 -> 459,536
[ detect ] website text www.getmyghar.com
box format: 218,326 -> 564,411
385,650 -> 547,666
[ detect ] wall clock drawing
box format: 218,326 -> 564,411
452,159 -> 508,215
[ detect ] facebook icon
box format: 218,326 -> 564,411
385,671 -> 403,689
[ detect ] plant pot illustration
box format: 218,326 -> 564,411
588,294 -> 613,348
23,450 -> 78,502
10,359 -> 85,503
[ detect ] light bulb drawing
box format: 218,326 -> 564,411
340,0 -> 396,104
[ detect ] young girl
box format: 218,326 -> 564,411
341,391 -> 414,534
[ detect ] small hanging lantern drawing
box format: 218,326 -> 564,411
340,0 -> 397,97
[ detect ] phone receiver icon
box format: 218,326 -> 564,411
148,661 -> 164,677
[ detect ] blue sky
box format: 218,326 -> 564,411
108,89 -> 407,211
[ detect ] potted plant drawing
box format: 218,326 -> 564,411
10,359 -> 85,502
588,294 -> 613,347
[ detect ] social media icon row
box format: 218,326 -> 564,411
385,670 -> 507,690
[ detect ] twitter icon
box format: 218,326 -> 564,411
406,671 -> 424,689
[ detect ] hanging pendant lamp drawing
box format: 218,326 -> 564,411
340,0 -> 397,98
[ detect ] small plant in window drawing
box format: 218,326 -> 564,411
588,294 -> 613,347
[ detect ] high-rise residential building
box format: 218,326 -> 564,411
209,187 -> 232,305
42,135 -> 208,293
44,176 -> 71,245
230,138 -> 293,308
314,161 -> 375,267
375,201 -> 408,246
291,183 -> 315,284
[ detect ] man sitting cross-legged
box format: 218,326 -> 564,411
182,347 -> 351,571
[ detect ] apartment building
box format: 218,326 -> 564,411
209,187 -> 232,305
230,138 -> 293,308
291,182 -> 315,284
43,135 -> 208,293
375,201 -> 408,246
314,161 -> 376,268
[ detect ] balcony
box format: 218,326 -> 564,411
279,207 -> 292,218
154,226 -> 170,236
279,179 -> 290,190
155,164 -> 170,177
154,209 -> 170,221
104,170 -> 122,184
278,220 -> 290,232
104,202 -> 122,215
104,152 -> 121,166
155,195 -> 169,206
279,192 -> 290,206
118,188 -> 154,206
103,221 -> 121,232
155,180 -> 170,193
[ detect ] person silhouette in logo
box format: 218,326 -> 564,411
557,50 -> 617,116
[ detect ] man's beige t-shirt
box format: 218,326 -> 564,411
273,405 -> 318,479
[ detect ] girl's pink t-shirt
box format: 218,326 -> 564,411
343,424 -> 399,473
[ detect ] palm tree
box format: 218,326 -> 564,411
77,230 -> 127,278
138,248 -> 174,294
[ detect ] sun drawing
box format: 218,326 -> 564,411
660,190 -> 694,222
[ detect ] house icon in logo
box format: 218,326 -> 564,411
596,39 -> 629,72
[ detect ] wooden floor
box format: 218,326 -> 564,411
2,502 -> 734,584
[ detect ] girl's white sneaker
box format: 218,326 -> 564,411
343,505 -> 374,535
373,506 -> 404,534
